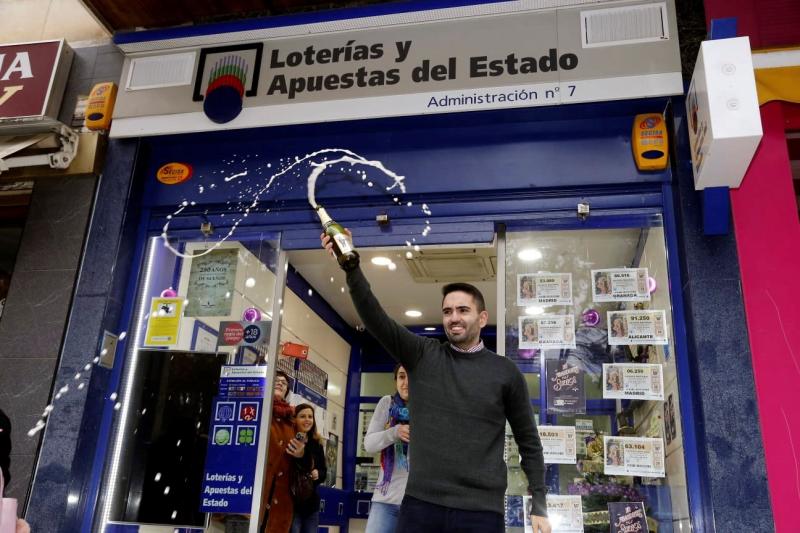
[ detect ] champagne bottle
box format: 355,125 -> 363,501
316,206 -> 360,271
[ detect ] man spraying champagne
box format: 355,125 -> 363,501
321,229 -> 551,533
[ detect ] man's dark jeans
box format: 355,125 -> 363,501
397,495 -> 504,533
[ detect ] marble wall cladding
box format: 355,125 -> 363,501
0,42 -> 127,525
25,138 -> 140,533
674,146 -> 774,530
0,177 -> 95,501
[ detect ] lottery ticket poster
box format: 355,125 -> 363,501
604,436 -> 665,477
518,273 -> 573,306
608,310 -> 668,346
538,425 -> 577,464
609,502 -> 649,533
592,268 -> 650,302
546,360 -> 586,414
519,315 -> 576,350
524,495 -> 583,533
602,363 -> 664,401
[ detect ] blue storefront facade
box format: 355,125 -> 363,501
23,2 -> 774,532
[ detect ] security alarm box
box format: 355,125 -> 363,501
686,37 -> 762,190
632,113 -> 669,170
84,82 -> 117,130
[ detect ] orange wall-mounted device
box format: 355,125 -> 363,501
632,113 -> 669,171
84,82 -> 117,131
281,341 -> 309,359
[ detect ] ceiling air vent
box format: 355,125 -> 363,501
581,2 -> 669,48
405,248 -> 496,283
126,52 -> 197,91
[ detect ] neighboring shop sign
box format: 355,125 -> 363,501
143,297 -> 184,346
201,365 -> 267,513
111,1 -> 682,137
217,320 -> 271,347
0,40 -> 73,124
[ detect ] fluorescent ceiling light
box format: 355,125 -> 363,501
405,310 -> 423,318
517,248 -> 542,261
525,306 -> 545,315
424,327 -> 436,331
371,256 -> 392,266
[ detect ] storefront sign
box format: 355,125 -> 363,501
538,425 -> 577,464
603,363 -> 664,400
546,360 -> 586,414
607,310 -> 668,345
0,40 -> 73,126
217,320 -> 271,347
143,297 -> 183,346
603,435 -> 665,477
200,365 -> 267,513
111,1 -> 682,137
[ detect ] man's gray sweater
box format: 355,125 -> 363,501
347,267 -> 547,516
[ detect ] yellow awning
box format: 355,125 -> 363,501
752,47 -> 800,106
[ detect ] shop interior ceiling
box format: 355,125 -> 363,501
287,229 -> 641,328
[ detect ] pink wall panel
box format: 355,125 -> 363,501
730,101 -> 800,532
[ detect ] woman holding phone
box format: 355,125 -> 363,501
363,364 -> 410,533
291,404 -> 328,533
260,371 -> 305,533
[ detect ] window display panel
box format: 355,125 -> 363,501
99,232 -> 282,532
504,219 -> 690,532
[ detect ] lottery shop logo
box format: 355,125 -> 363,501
192,43 -> 263,124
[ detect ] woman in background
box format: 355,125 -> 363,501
260,372 -> 305,533
363,364 -> 410,533
291,404 -> 328,533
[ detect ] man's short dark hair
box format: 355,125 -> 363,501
441,282 -> 486,313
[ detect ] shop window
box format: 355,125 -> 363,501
0,181 -> 33,322
100,233 -> 282,530
503,217 -> 691,532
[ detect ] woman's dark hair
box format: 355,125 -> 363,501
393,363 -> 406,380
294,403 -> 323,443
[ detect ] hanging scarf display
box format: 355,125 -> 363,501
375,393 -> 409,495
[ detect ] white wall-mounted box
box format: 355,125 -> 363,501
686,37 -> 762,190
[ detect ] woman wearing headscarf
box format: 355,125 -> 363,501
362,364 -> 410,533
